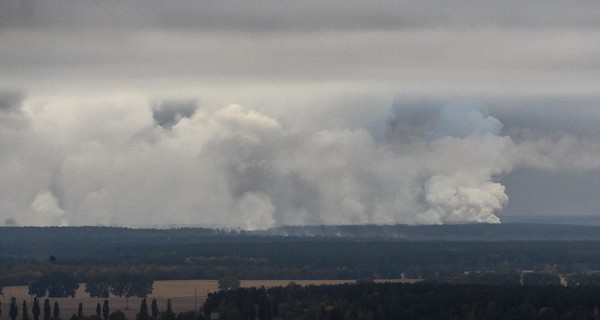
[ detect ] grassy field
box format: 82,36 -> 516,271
0,279 -> 395,320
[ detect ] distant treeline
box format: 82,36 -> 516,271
5,223 -> 600,253
4,240 -> 600,287
5,226 -> 600,286
204,282 -> 600,320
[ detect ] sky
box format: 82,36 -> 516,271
1,0 -> 599,228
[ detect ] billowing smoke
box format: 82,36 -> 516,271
1,94 -> 599,228
152,100 -> 198,129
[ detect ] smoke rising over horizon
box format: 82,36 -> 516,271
1,0 -> 599,227
0,93 -> 599,228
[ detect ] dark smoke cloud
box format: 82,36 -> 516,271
0,91 -> 24,113
152,100 -> 198,129
0,91 -> 28,148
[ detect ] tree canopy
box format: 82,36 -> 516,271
109,273 -> 153,298
85,275 -> 111,298
9,297 -> 18,320
28,272 -> 79,298
205,282 -> 600,320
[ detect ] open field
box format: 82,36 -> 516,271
0,279 -> 406,320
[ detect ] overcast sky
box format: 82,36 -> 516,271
1,0 -> 599,227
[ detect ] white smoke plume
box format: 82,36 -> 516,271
1,94 -> 598,228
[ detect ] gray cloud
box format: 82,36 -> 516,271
502,169 -> 600,217
0,91 -> 28,148
152,100 -> 198,129
0,91 -> 24,112
0,0 -> 35,28
1,1 -> 598,101
2,0 -> 599,31
489,97 -> 600,139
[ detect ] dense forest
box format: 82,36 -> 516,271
204,282 -> 600,320
3,226 -> 600,288
5,224 -> 600,252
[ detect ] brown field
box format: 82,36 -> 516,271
0,279 -> 410,320
0,279 -> 407,320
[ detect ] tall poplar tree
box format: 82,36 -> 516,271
9,297 -> 18,320
22,301 -> 29,320
161,299 -> 175,320
102,300 -> 109,320
32,298 -> 40,320
52,301 -> 60,319
150,299 -> 159,320
96,303 -> 101,317
136,299 -> 150,320
43,300 -> 51,320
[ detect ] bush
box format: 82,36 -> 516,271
108,311 -> 126,320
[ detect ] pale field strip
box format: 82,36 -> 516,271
0,279 -> 408,320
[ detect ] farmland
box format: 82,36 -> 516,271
4,226 -> 600,318
0,279 -> 373,320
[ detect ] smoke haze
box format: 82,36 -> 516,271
0,94 -> 598,228
1,1 -> 599,227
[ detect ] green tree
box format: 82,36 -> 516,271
159,299 -> 175,320
22,301 -> 29,320
29,272 -> 79,298
96,303 -> 101,317
32,298 -> 40,320
102,300 -> 109,320
110,273 -> 153,310
52,301 -> 60,319
85,275 -> 111,298
108,311 -> 126,320
218,276 -> 240,291
43,299 -> 51,320
522,273 -> 561,286
9,298 -> 18,320
137,299 -> 150,320
151,299 -> 159,320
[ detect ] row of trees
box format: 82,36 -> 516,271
128,298 -> 210,320
0,298 -> 175,320
85,273 -> 153,299
1,297 -> 102,320
84,273 -> 153,310
26,272 -> 153,301
1,297 -> 205,320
